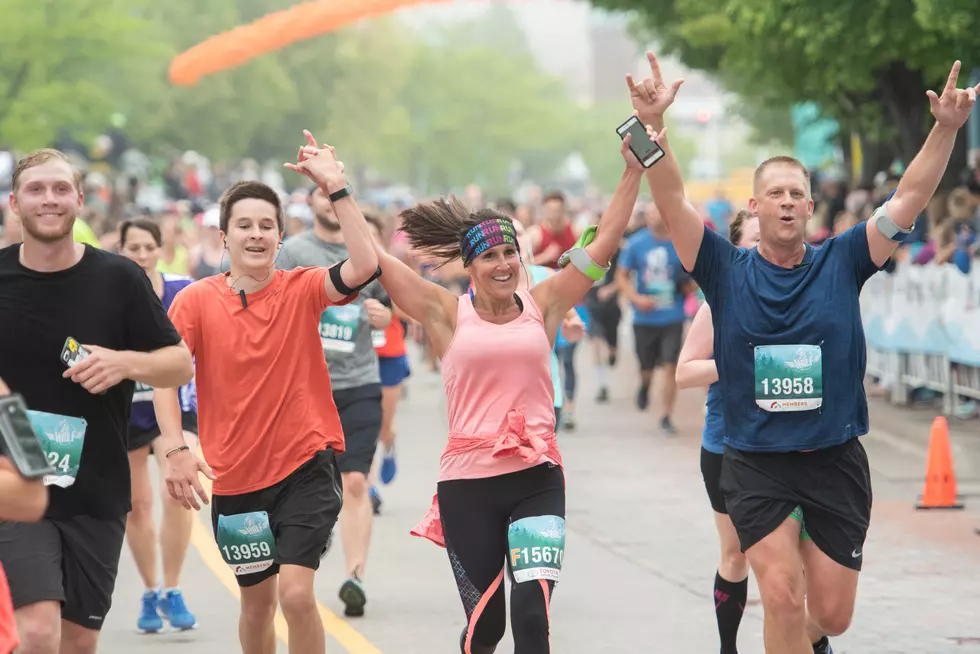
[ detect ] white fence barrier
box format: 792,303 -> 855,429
861,262 -> 980,415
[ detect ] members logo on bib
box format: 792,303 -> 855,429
216,511 -> 276,576
371,329 -> 386,348
27,411 -> 87,488
754,344 -> 823,412
508,515 -> 565,583
319,305 -> 362,353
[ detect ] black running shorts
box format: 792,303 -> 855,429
0,514 -> 127,630
632,322 -> 684,371
585,298 -> 621,348
720,438 -> 872,571
211,449 -> 343,587
333,383 -> 383,475
699,447 -> 727,514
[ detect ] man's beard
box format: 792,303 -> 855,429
22,213 -> 75,243
316,213 -> 339,231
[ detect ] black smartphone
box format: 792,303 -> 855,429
616,115 -> 666,168
60,336 -> 89,368
0,394 -> 56,480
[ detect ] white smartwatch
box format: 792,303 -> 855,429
872,202 -> 914,242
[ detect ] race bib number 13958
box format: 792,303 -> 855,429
754,344 -> 823,412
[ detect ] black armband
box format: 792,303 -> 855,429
328,260 -> 383,296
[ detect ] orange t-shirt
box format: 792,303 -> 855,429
168,267 -> 353,496
374,319 -> 406,358
0,564 -> 17,654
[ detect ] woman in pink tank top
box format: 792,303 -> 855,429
373,132 -> 651,653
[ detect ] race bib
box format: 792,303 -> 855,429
508,515 -> 565,583
216,511 -> 276,576
319,305 -> 362,353
132,381 -> 153,403
371,329 -> 386,348
27,411 -> 86,488
754,344 -> 823,412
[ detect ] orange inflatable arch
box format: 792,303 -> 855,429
169,0 -> 570,86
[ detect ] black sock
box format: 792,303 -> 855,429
714,571 -> 748,654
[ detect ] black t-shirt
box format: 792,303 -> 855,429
0,244 -> 181,519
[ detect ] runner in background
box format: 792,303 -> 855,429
0,148 -> 193,654
118,218 -> 199,634
367,218 -> 411,513
615,202 -> 695,434
276,193 -> 392,618
676,209 -> 760,654
374,134 -> 646,653
583,211 -> 623,404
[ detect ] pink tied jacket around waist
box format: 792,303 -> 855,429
411,409 -> 563,548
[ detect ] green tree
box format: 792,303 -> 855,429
592,0 -> 980,186
0,0 -> 162,150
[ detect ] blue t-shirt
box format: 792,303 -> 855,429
702,379 -> 724,454
528,265 -> 563,410
130,274 -> 196,432
620,229 -> 688,326
692,224 -> 882,452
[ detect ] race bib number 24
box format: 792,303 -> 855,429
508,515 -> 565,583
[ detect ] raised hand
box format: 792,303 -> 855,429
620,115 -> 667,171
927,61 -> 980,130
626,51 -> 685,122
284,130 -> 347,193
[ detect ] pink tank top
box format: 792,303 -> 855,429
439,290 -> 557,481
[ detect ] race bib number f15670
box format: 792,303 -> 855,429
27,410 -> 86,488
754,344 -> 823,412
508,515 -> 565,583
216,511 -> 276,576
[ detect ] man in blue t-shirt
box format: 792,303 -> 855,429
616,203 -> 694,434
628,51 -> 978,654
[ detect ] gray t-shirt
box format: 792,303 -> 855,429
276,231 -> 386,390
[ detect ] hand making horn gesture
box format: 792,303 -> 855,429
284,129 -> 348,193
927,60 -> 980,130
626,51 -> 685,122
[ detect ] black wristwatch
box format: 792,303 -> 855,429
328,183 -> 353,203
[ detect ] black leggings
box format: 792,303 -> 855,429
438,464 -> 566,654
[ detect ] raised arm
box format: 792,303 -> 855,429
867,62 -> 979,267
531,138 -> 646,340
373,242 -> 458,359
628,51 -> 704,272
676,302 -> 718,389
285,131 -> 379,301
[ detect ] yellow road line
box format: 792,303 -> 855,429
189,474 -> 382,653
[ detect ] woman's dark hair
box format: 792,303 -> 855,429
119,218 -> 162,248
399,196 -> 513,267
728,209 -> 754,245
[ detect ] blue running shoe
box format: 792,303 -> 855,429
137,590 -> 163,634
380,448 -> 397,485
369,486 -> 382,515
157,589 -> 197,631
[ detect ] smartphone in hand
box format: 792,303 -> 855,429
616,115 -> 666,168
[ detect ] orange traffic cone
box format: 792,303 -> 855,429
915,416 -> 964,510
